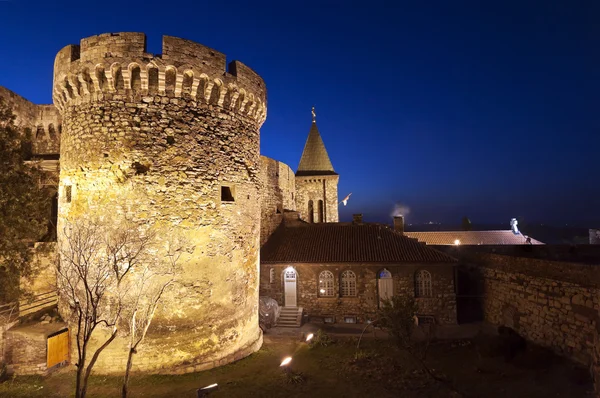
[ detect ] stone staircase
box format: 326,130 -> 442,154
277,306 -> 302,328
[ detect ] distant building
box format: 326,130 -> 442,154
404,230 -> 544,245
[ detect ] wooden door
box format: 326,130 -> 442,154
284,269 -> 297,307
47,329 -> 69,368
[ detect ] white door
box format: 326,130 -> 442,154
284,269 -> 297,307
378,269 -> 393,307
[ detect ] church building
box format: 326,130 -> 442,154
259,111 -> 458,327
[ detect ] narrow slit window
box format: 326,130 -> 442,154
221,186 -> 235,202
65,185 -> 72,203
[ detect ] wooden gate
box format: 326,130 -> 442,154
47,329 -> 69,368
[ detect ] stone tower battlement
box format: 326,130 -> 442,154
53,33 -> 266,125
55,32 -> 266,374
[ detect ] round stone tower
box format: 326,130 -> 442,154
53,32 -> 266,373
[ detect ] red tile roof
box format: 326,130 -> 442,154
261,223 -> 456,263
404,231 -> 544,246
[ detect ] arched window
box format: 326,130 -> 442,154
318,271 -> 334,297
269,268 -> 275,284
341,270 -> 356,297
318,200 -> 324,223
308,200 -> 314,223
415,270 -> 432,297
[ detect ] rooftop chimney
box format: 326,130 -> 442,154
393,216 -> 404,234
352,214 -> 363,224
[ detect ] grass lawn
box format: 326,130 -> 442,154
0,331 -> 593,397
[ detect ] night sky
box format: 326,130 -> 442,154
0,1 -> 598,227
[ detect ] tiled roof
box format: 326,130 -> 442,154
261,223 -> 456,263
404,231 -> 544,246
296,122 -> 337,176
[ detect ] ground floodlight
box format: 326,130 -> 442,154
196,383 -> 218,397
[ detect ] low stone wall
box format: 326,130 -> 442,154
466,253 -> 600,368
0,319 -> 19,365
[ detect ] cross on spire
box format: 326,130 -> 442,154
311,106 -> 316,123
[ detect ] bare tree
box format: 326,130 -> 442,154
121,236 -> 187,398
57,218 -> 154,398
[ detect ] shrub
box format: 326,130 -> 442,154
310,329 -> 333,348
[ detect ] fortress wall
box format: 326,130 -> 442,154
259,156 -> 296,246
465,253 -> 600,369
54,33 -> 266,373
0,87 -> 61,155
0,87 -> 38,128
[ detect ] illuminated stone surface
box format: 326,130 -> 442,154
53,33 -> 266,373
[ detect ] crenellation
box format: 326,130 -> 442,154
52,33 -> 266,124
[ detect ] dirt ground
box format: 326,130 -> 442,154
0,328 -> 594,397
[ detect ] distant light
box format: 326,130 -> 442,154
306,333 -> 314,342
200,383 -> 218,390
454,239 -> 461,245
319,289 -> 325,294
280,357 -> 292,367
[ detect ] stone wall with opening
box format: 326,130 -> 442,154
294,175 -> 339,223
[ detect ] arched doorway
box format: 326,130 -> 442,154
284,267 -> 297,307
377,268 -> 393,307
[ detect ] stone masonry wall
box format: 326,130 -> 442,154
54,33 -> 266,373
260,263 -> 456,324
259,156 -> 296,246
0,320 -> 19,365
4,323 -> 68,375
469,253 -> 600,367
0,86 -> 62,156
295,175 -> 339,223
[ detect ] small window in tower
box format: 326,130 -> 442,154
166,136 -> 175,145
65,185 -> 72,203
221,186 -> 235,202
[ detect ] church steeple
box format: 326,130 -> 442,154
296,107 -> 337,177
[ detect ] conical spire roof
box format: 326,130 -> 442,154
296,111 -> 337,176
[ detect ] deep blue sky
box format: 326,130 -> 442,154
0,0 -> 598,227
